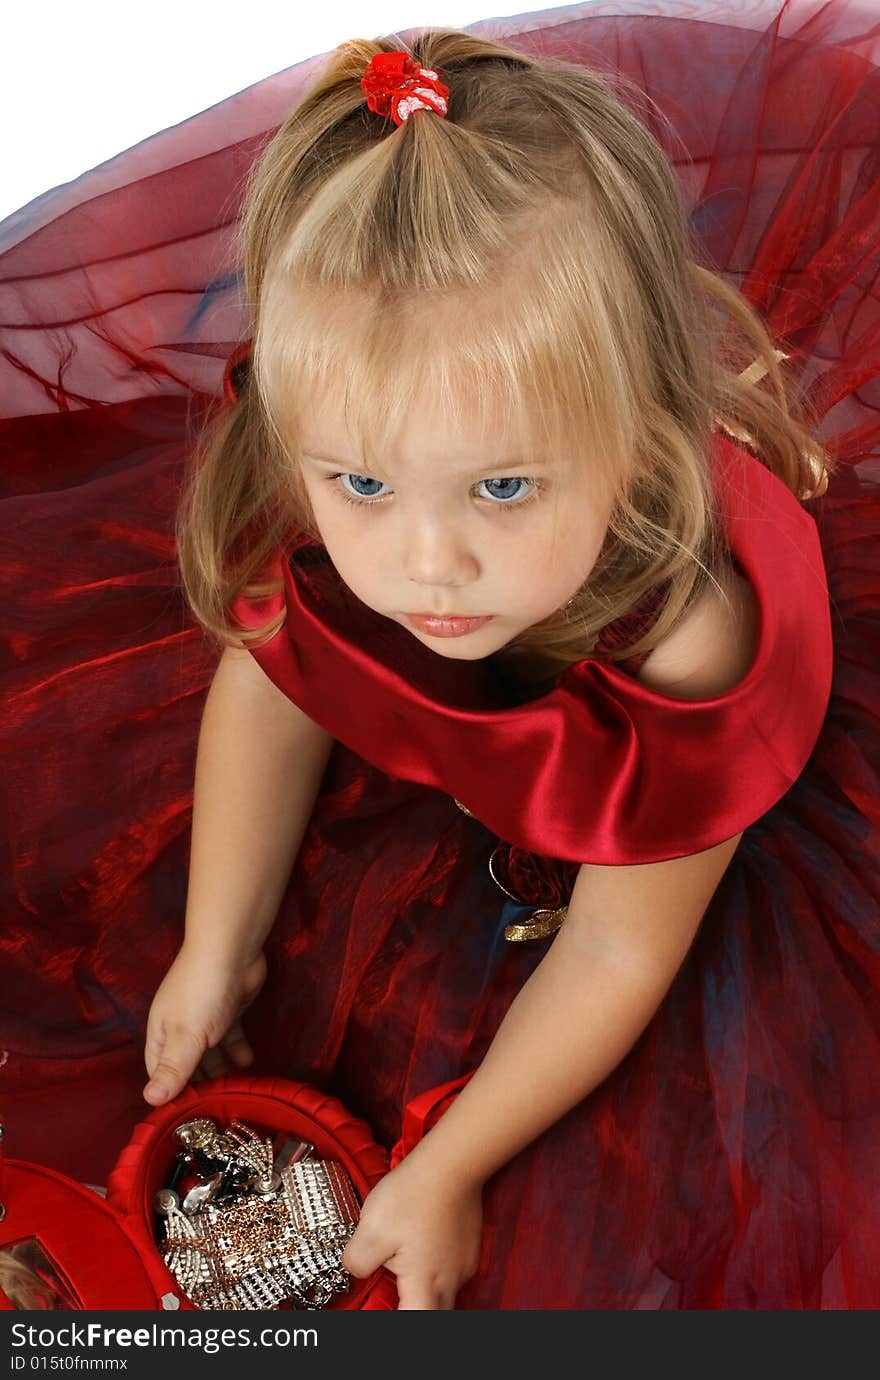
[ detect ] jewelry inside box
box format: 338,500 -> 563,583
153,1115 -> 360,1310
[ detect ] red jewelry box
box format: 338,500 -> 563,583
0,1075 -> 397,1311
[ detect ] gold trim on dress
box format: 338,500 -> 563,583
488,844 -> 569,943
503,906 -> 568,942
450,811 -> 572,942
487,844 -> 522,902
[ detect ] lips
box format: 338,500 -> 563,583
411,613 -> 475,620
405,614 -> 495,638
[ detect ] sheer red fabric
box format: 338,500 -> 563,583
2,0 -> 880,1308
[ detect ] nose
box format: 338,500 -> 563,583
402,515 -> 479,592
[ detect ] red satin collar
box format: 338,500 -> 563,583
230,432 -> 833,863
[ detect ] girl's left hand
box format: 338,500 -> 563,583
341,1156 -> 484,1309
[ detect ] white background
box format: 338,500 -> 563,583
3,0 -> 540,224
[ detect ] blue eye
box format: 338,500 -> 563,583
339,474 -> 389,502
476,477 -> 534,504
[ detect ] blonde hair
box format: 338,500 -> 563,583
176,28 -> 833,692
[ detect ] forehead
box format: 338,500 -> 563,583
257,277 -> 616,492
297,383 -> 541,473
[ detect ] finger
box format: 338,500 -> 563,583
144,1010 -> 170,1075
143,1028 -> 204,1105
222,1021 -> 255,1068
341,1230 -> 390,1280
144,1031 -> 165,1081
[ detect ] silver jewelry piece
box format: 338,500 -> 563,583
181,1170 -> 225,1215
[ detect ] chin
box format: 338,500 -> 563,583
405,624 -> 513,661
419,640 -> 494,661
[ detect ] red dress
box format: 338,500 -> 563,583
2,1 -> 879,1308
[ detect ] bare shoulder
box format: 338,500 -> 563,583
635,563 -> 759,701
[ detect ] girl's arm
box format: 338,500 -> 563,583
143,645 -> 335,1103
343,831 -> 743,1308
182,644 -> 334,961
403,830 -> 743,1188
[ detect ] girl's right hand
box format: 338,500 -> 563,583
142,944 -> 268,1106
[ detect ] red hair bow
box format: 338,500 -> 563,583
361,51 -> 450,126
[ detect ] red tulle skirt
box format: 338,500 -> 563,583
2,1 -> 880,1308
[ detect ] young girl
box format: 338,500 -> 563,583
137,21 -> 864,1308
2,4 -> 879,1310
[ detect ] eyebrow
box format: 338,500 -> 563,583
300,452 -> 552,478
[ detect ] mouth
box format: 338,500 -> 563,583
405,613 -> 495,638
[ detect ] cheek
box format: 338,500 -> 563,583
312,512 -> 382,591
303,485 -> 355,548
529,513 -> 607,596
